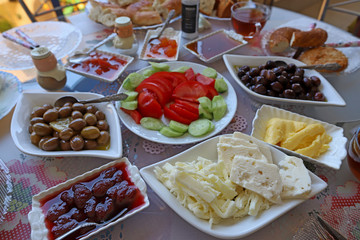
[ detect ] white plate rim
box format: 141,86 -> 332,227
10,92 -> 122,159
223,54 -> 346,106
0,71 -> 22,120
139,134 -> 328,239
251,104 -> 348,169
115,61 -> 238,145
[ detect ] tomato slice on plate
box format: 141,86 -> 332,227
195,73 -> 215,88
185,68 -> 196,81
163,106 -> 192,125
149,71 -> 187,88
206,85 -> 219,100
137,91 -> 163,118
136,81 -> 171,106
174,99 -> 199,114
121,108 -> 142,124
170,103 -> 199,121
172,81 -> 209,103
143,76 -> 173,94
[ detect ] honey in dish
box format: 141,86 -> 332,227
186,31 -> 243,60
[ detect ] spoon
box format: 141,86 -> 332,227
68,32 -> 117,64
148,9 -> 176,42
54,92 -> 128,107
55,208 -> 128,240
274,60 -> 342,71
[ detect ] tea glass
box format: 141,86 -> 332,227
348,127 -> 360,181
230,1 -> 271,40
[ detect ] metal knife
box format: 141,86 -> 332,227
316,215 -> 347,240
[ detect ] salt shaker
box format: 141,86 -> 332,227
181,0 -> 200,39
31,47 -> 66,91
113,16 -> 138,55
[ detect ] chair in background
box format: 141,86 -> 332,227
18,0 -> 88,22
318,0 -> 360,20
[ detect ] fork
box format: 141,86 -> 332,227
311,220 -> 335,240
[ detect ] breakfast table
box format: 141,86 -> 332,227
0,5 -> 360,240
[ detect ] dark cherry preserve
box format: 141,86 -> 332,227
186,31 -> 243,60
40,162 -> 145,240
348,128 -> 360,181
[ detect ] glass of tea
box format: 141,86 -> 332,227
348,127 -> 360,181
230,1 -> 271,40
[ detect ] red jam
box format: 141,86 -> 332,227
145,37 -> 178,59
70,52 -> 128,78
40,162 -> 145,240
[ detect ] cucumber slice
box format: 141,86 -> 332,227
120,100 -> 138,110
123,91 -> 138,101
199,105 -> 213,120
142,68 -> 156,77
202,67 -> 217,79
214,78 -> 228,93
159,126 -> 184,137
140,117 -> 165,131
172,66 -> 190,73
149,62 -> 170,72
198,96 -> 212,112
123,73 -> 145,90
169,120 -> 189,133
188,119 -> 212,137
209,121 -> 215,132
212,95 -> 227,121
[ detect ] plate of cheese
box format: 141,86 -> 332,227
140,132 -> 327,239
251,105 -> 347,170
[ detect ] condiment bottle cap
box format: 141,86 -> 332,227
31,47 -> 51,60
115,17 -> 132,27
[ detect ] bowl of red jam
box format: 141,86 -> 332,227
28,158 -> 149,240
66,50 -> 134,83
140,27 -> 180,62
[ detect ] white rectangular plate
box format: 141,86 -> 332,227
251,105 -> 347,169
29,158 -> 149,240
66,49 -> 134,83
140,134 -> 327,239
11,92 -> 122,159
223,54 -> 346,106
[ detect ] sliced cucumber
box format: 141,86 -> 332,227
149,62 -> 170,72
123,91 -> 138,101
198,96 -> 212,112
120,100 -> 138,110
140,117 -> 165,131
169,120 -> 189,133
159,126 -> 184,137
209,121 -> 215,132
123,72 -> 145,90
199,105 -> 213,120
212,95 -> 227,121
172,66 -> 190,73
142,68 -> 156,78
188,119 -> 212,137
214,78 -> 228,93
202,67 -> 217,79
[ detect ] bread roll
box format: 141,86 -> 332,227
298,46 -> 348,72
268,27 -> 300,53
290,28 -> 328,48
216,0 -> 233,18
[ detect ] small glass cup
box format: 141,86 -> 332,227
347,127 -> 360,181
230,1 -> 271,40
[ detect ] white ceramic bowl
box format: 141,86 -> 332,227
223,54 -> 346,106
11,92 -> 122,159
140,134 -> 327,239
251,105 -> 347,169
66,49 -> 134,83
29,158 -> 149,240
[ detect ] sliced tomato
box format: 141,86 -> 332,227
143,75 -> 173,93
174,99 -> 199,114
163,106 -> 192,125
149,71 -> 187,88
137,91 -> 163,118
172,81 -> 209,103
136,81 -> 170,106
206,86 -> 219,100
185,68 -> 196,81
170,103 -> 199,121
120,108 -> 142,124
195,73 -> 215,88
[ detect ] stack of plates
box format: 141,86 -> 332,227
0,158 -> 12,224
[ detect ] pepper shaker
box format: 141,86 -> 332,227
181,0 -> 200,39
31,47 -> 67,91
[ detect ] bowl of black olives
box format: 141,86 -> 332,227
223,54 -> 346,106
11,92 -> 122,159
